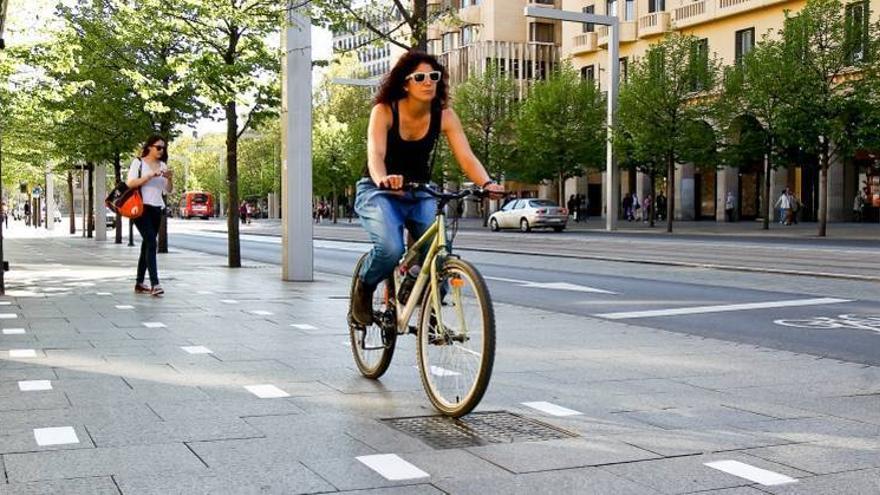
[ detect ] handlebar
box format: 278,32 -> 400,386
382,182 -> 503,200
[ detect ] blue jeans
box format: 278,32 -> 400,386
355,178 -> 435,288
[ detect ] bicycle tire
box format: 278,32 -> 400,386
417,258 -> 495,417
349,253 -> 396,379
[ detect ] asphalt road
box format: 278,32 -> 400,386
169,231 -> 880,366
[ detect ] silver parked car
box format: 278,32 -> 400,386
489,198 -> 568,232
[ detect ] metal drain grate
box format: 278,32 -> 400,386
382,411 -> 578,450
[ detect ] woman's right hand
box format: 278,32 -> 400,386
376,174 -> 404,190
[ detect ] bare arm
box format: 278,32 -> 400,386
367,104 -> 402,189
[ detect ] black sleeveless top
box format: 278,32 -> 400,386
364,101 -> 442,183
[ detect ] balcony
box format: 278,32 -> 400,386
638,12 -> 671,38
571,32 -> 599,54
674,1 -> 707,27
459,4 -> 482,24
597,21 -> 637,46
427,25 -> 442,41
669,0 -> 790,29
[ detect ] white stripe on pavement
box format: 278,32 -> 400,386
19,380 -> 53,391
181,346 -> 212,354
0,313 -> 18,319
142,322 -> 166,328
356,454 -> 429,481
705,460 -> 798,486
3,328 -> 25,335
522,401 -> 583,417
9,349 -> 37,358
249,310 -> 274,316
595,298 -> 850,320
34,427 -> 79,446
290,324 -> 317,330
244,384 -> 290,399
485,276 -> 617,295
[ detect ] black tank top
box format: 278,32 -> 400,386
364,101 -> 442,183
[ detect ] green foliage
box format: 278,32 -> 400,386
511,64 -> 605,196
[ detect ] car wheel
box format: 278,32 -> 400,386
553,226 -> 565,232
489,218 -> 499,232
520,218 -> 530,233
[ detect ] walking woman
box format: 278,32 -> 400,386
126,135 -> 173,296
349,50 -> 504,325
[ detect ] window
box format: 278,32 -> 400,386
529,22 -> 555,43
735,28 -> 755,64
461,0 -> 481,6
846,0 -> 869,63
582,6 -> 595,33
690,38 -> 709,91
648,0 -> 665,12
625,0 -> 635,20
606,0 -> 617,16
619,57 -> 628,81
461,25 -> 478,46
442,32 -> 456,52
581,65 -> 595,82
534,0 -> 555,4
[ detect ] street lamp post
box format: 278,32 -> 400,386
524,6 -> 620,231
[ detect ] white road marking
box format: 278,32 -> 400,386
220,299 -> 239,304
705,460 -> 798,486
290,323 -> 317,330
595,298 -> 851,320
142,322 -> 166,328
181,346 -> 212,354
356,454 -> 430,481
115,305 -> 134,310
9,349 -> 37,358
244,384 -> 290,398
3,328 -> 26,335
249,310 -> 274,316
19,380 -> 52,391
0,313 -> 18,319
95,292 -> 113,296
34,426 -> 79,446
484,276 -> 617,295
197,290 -> 214,295
522,401 -> 583,417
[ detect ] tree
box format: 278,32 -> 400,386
453,63 -> 517,224
511,65 -> 605,205
314,0 -> 448,53
616,33 -> 719,232
718,35 -> 807,230
779,0 -> 878,236
145,0 -> 283,267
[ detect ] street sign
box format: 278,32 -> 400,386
32,187 -> 42,198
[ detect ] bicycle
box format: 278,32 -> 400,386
774,314 -> 880,334
348,183 -> 496,417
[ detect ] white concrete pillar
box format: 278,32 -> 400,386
716,167 -> 739,222
45,172 -> 55,231
675,163 -> 695,221
281,6 -> 314,281
770,167 -> 788,223
94,165 -> 106,241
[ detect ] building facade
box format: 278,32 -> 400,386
331,5 -> 407,79
560,0 -> 880,222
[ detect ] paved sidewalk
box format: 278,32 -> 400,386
0,236 -> 878,494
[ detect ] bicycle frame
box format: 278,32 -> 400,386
393,210 -> 449,333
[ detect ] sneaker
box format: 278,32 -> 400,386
135,283 -> 150,294
150,285 -> 165,297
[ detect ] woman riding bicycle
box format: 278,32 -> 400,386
351,51 -> 505,326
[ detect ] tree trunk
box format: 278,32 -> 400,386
818,147 -> 829,237
649,173 -> 656,228
762,151 -> 771,231
332,186 -> 338,224
114,153 -> 123,244
87,163 -> 94,238
666,154 -> 675,233
557,172 -> 564,207
412,0 -> 428,51
226,100 -> 242,268
68,171 -> 76,234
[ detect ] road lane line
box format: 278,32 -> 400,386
484,276 -> 617,294
142,322 -> 166,328
3,328 -> 25,335
181,346 -> 212,354
522,401 -> 583,417
356,454 -> 429,481
704,460 -> 797,486
595,298 -> 851,320
9,349 -> 37,358
290,323 -> 317,330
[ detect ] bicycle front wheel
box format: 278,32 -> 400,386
349,253 -> 396,379
417,258 -> 495,417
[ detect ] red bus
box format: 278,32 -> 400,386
179,191 -> 214,219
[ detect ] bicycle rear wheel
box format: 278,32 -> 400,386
349,253 -> 396,379
417,258 -> 495,417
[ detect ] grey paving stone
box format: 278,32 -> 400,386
146,397 -> 305,421
745,439 -> 880,475
3,443 -> 208,482
618,406 -> 775,430
188,436 -> 375,468
86,417 -> 265,447
0,424 -> 95,454
0,367 -> 57,383
0,476 -> 119,495
602,453 -> 810,494
761,468 -> 880,495
601,426 -> 791,457
734,416 -> 880,444
433,466 -> 661,495
335,486 -> 445,495
0,404 -> 160,430
466,437 -> 658,474
113,464 -> 335,494
0,391 -> 70,412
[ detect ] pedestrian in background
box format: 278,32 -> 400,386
787,189 -> 800,224
853,192 -> 865,222
656,192 -> 667,221
642,194 -> 652,224
579,194 -> 589,222
567,194 -> 577,222
127,135 -> 173,297
239,201 -> 249,225
622,192 -> 633,221
775,188 -> 791,225
725,191 -> 736,222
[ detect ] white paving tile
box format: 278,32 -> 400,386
95,292 -> 113,296
181,346 -> 212,354
115,305 -> 134,310
249,310 -> 274,316
2,328 -> 26,335
197,290 -> 214,295
9,349 -> 37,358
142,322 -> 166,328
521,401 -> 583,417
356,454 -> 430,481
34,426 -> 79,446
0,313 -> 18,319
220,299 -> 239,304
244,384 -> 290,399
705,460 -> 798,486
290,323 -> 318,330
0,301 -> 11,306
19,380 -> 53,391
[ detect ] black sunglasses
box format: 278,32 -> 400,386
151,145 -> 166,151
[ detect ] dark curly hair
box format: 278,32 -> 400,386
140,134 -> 168,162
374,50 -> 449,108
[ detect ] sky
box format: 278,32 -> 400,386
5,0 -> 335,138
